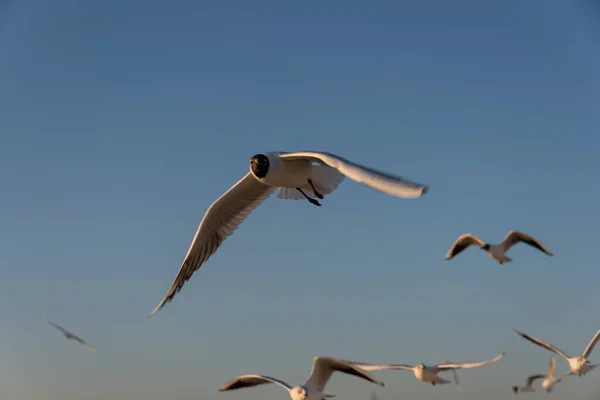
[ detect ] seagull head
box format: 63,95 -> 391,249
292,386 -> 308,400
480,244 -> 491,251
250,154 -> 270,179
511,385 -> 519,394
416,363 -> 425,370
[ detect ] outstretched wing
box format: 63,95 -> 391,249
219,374 -> 292,392
437,353 -> 462,391
149,172 -> 276,316
444,234 -> 486,260
499,231 -> 553,255
514,329 -> 570,360
435,352 -> 505,371
43,317 -> 70,336
582,330 -> 600,358
304,357 -> 384,392
279,151 -> 429,199
343,360 -> 414,372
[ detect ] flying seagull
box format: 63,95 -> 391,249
149,151 -> 429,316
514,328 -> 600,376
437,353 -> 462,391
445,230 -> 552,264
343,353 -> 504,386
218,356 -> 384,400
512,357 -> 561,394
42,317 -> 97,352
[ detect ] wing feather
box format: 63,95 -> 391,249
500,231 -> 553,255
435,352 -> 504,370
343,360 -> 414,372
279,152 -> 428,198
305,357 -> 384,392
150,173 -> 275,316
445,234 -> 486,260
525,374 -> 545,388
514,329 -> 570,360
219,374 -> 292,392
582,330 -> 600,358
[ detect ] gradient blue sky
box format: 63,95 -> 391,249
1,1 -> 599,399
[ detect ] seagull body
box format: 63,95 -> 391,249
512,357 -> 561,394
42,317 -> 97,352
445,231 -> 553,264
150,151 -> 429,316
514,329 -> 600,375
219,356 -> 384,400
344,353 -> 504,386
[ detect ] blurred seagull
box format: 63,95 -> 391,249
219,356 -> 384,400
150,151 -> 429,316
514,328 -> 600,376
511,357 -> 561,394
445,230 -> 553,264
437,353 -> 462,391
42,317 -> 97,352
344,353 -> 505,386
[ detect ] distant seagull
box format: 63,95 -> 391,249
149,151 -> 429,316
344,353 -> 505,386
42,317 -> 97,352
445,230 -> 553,264
218,356 -> 384,400
437,353 -> 462,391
512,357 -> 561,394
514,329 -> 600,376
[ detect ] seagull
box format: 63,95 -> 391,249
343,352 -> 505,386
512,357 -> 561,394
218,356 -> 384,400
437,353 -> 462,391
42,317 -> 97,352
445,230 -> 553,264
514,328 -> 600,376
149,151 -> 429,316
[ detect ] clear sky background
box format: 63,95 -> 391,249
1,1 -> 599,400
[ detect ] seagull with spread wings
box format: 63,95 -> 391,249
219,356 -> 384,400
445,230 -> 553,264
512,357 -> 561,394
149,151 -> 429,316
42,317 -> 97,352
344,353 -> 505,386
514,328 -> 600,376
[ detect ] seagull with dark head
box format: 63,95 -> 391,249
445,230 -> 553,264
149,151 -> 429,316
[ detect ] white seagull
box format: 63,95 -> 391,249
514,328 -> 600,376
42,317 -> 97,352
511,357 -> 561,394
149,151 -> 429,316
445,230 -> 553,264
343,352 -> 505,386
218,356 -> 384,400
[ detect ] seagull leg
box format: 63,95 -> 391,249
307,178 -> 324,199
296,188 -> 322,206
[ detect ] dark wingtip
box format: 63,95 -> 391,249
421,185 -> 430,196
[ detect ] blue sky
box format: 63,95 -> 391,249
1,1 -> 599,399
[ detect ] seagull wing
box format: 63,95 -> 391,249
525,374 -> 546,388
279,151 -> 429,198
514,329 -> 570,361
149,172 -> 276,316
499,231 -> 553,256
69,335 -> 98,352
43,317 -> 70,336
548,357 -> 556,378
343,360 -> 414,372
444,233 -> 486,260
581,329 -> 600,358
434,352 -> 505,371
304,357 -> 384,392
219,375 -> 292,393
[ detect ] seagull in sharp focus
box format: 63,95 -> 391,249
515,329 -> 600,376
343,352 -> 505,386
445,230 -> 553,264
149,151 -> 429,316
218,356 -> 384,400
512,357 -> 561,394
42,317 -> 97,352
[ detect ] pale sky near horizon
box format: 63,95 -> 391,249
1,1 -> 599,400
